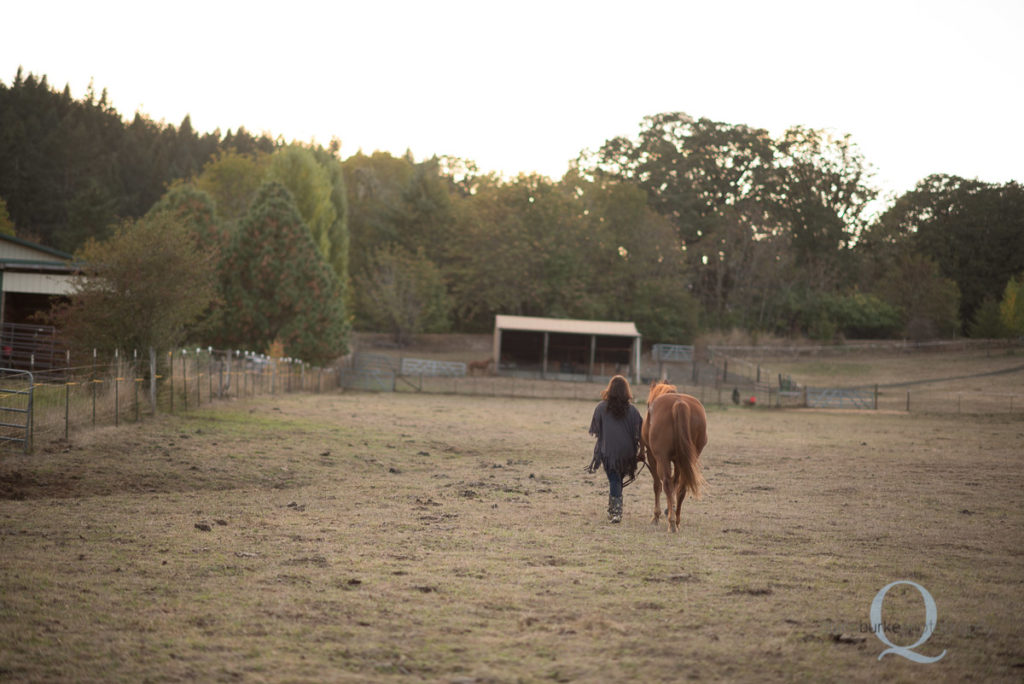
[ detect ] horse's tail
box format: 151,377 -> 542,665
672,400 -> 707,500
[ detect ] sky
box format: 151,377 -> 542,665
3,0 -> 1022,205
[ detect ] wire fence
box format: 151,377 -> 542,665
1,348 -> 342,452
7,342 -> 1018,454
356,352 -> 1023,416
343,351 -> 800,409
874,387 -> 1023,415
691,357 -> 1022,415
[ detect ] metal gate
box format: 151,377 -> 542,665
340,353 -> 396,392
0,369 -> 34,452
806,386 -> 875,409
652,344 -> 694,362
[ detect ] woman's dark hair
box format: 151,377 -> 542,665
601,375 -> 633,418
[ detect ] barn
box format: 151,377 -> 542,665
492,315 -> 642,384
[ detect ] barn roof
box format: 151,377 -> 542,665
0,234 -> 77,298
0,234 -> 73,264
494,315 -> 640,337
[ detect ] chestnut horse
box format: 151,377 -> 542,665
642,382 -> 708,532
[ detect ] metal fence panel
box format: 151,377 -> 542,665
0,369 -> 33,453
339,353 -> 396,392
806,386 -> 875,409
653,344 -> 694,362
400,358 -> 467,377
339,368 -> 394,392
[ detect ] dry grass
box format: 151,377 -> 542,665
1,387 -> 1022,682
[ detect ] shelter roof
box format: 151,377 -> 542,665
494,315 -> 639,337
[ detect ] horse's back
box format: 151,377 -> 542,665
649,392 -> 707,452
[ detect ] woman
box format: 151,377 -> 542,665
588,375 -> 643,523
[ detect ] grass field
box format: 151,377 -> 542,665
762,346 -> 1024,390
706,345 -> 1024,415
1,370 -> 1023,681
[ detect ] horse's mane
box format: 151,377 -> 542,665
647,382 -> 678,405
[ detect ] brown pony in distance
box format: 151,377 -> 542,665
642,382 -> 708,532
467,358 -> 493,376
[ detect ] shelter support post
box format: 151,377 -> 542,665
633,337 -> 641,385
588,335 -> 596,382
493,328 -> 502,374
542,332 -> 549,378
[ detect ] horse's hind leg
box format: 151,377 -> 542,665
649,458 -> 663,525
662,470 -> 678,532
673,482 -> 686,531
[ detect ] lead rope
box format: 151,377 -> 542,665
623,410 -> 649,489
621,458 -> 647,488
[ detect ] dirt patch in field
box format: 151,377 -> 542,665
1,391 -> 1022,682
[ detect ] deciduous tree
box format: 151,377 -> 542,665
146,184 -> 222,247
874,253 -> 960,339
265,145 -> 343,275
354,244 -> 450,345
869,175 -> 1024,331
769,127 -> 877,286
0,198 -> 14,235
570,174 -> 698,342
48,212 -> 216,354
193,150 -> 268,225
999,273 -> 1024,337
446,174 -> 592,330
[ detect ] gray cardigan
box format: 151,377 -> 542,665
589,401 -> 642,478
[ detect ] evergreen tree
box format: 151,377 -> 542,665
218,182 -> 348,364
0,68 -> 260,251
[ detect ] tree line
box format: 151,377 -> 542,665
2,68 -> 1022,361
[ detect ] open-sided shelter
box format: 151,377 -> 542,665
0,235 -> 75,369
492,315 -> 641,384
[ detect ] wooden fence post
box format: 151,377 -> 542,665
149,348 -> 157,414
182,350 -> 188,412
169,351 -> 174,414
91,349 -> 97,427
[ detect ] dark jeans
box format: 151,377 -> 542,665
606,468 -> 623,498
